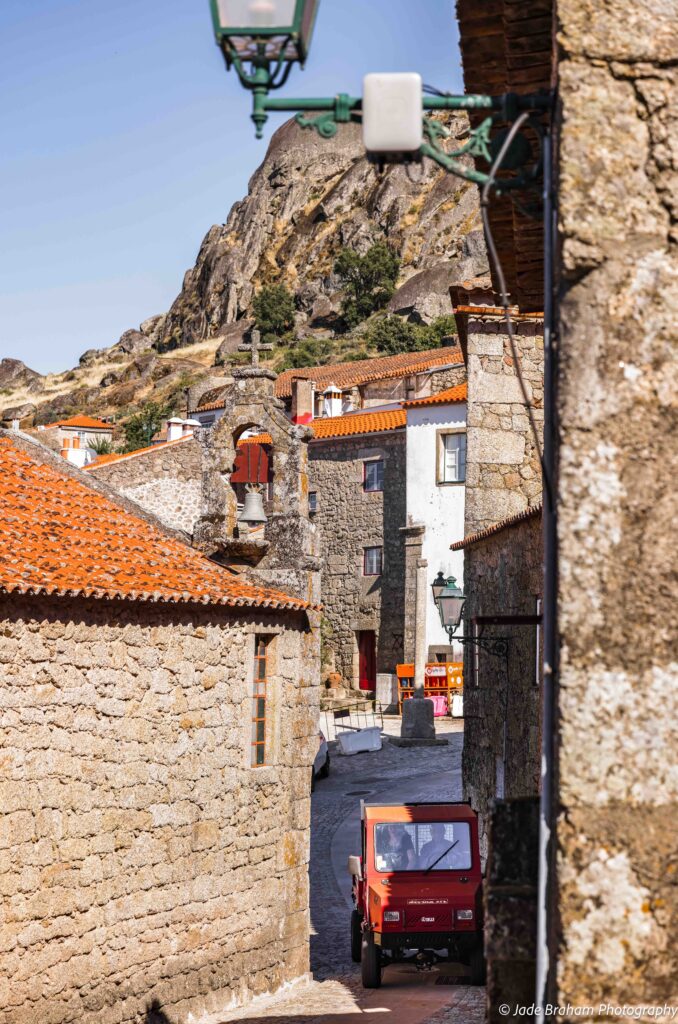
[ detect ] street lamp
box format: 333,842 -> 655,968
431,571 -> 508,659
210,0 -> 319,137
208,1 -> 550,189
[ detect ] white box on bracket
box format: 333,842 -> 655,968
362,72 -> 423,156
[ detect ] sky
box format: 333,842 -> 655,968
0,1 -> 463,374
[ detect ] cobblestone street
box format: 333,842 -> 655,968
204,722 -> 485,1024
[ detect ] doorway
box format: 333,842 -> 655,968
357,631 -> 376,691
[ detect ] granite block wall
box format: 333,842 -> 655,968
464,316 -> 544,534
308,431 -> 407,687
88,439 -> 203,536
461,511 -> 543,856
0,594 -> 318,1024
554,0 -> 678,1002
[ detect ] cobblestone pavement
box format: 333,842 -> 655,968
207,725 -> 485,1024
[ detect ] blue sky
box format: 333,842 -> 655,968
1,1 -> 462,374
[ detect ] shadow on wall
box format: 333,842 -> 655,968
146,1001 -> 174,1024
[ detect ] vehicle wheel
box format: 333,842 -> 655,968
350,910 -> 362,963
361,931 -> 382,988
469,943 -> 486,985
311,768 -> 316,793
319,754 -> 330,779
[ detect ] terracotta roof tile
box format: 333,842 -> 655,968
403,383 -> 467,407
450,502 -> 542,550
43,415 -> 114,430
276,347 -> 463,399
310,408 -> 406,440
194,347 -> 463,411
0,437 -> 309,612
239,411 -> 406,443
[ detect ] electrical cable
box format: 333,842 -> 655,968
479,113 -> 554,508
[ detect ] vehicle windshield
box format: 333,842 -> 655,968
374,821 -> 472,872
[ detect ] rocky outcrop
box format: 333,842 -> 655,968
155,116 -> 487,352
1,116 -> 485,427
0,359 -> 43,394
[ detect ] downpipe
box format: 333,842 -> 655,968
536,130 -> 558,1013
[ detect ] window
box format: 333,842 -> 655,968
363,546 -> 383,576
374,821 -> 472,872
308,491 -> 318,514
440,432 -> 467,483
251,637 -> 269,766
363,459 -> 384,492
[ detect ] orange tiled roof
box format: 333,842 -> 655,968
43,415 -> 114,431
450,503 -> 542,550
403,383 -> 467,407
310,408 -> 406,440
194,347 -> 463,411
238,410 -> 406,445
0,437 -> 308,612
85,435 -> 193,471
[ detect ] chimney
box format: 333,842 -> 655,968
322,383 -> 342,419
291,379 -> 314,424
166,417 -> 184,442
182,418 -> 201,436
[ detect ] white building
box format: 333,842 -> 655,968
404,386 -> 467,657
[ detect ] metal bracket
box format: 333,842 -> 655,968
455,635 -> 509,659
247,88 -> 551,193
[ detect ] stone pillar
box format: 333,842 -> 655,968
413,556 -> 428,697
400,522 -> 425,664
553,2 -> 678,1006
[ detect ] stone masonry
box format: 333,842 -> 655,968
554,0 -> 678,1004
308,429 -> 407,688
87,438 -> 202,535
0,593 -> 318,1024
459,508 -> 543,857
454,294 -> 544,535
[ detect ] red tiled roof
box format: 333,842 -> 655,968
194,347 -> 463,411
450,503 -> 542,550
43,415 -> 114,431
276,347 -> 463,399
238,410 -> 407,444
403,383 -> 467,407
310,408 -> 406,440
85,435 -> 193,471
0,437 -> 309,612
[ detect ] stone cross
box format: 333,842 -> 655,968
238,329 -> 274,367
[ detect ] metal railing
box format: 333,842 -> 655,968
320,700 -> 384,742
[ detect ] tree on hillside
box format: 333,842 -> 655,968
252,284 -> 296,344
364,314 -> 458,355
334,242 -> 400,328
121,402 -> 171,453
277,337 -> 335,370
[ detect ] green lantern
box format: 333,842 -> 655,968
210,0 -> 319,68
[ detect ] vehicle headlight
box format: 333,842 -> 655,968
456,909 -> 474,921
383,910 -> 400,922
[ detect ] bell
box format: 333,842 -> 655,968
238,484 -> 267,525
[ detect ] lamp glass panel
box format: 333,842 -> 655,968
216,0 -> 296,30
439,596 -> 464,629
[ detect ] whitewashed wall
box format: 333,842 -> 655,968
406,402 -> 466,655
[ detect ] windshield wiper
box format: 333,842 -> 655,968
424,839 -> 459,874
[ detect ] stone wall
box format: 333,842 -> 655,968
464,314 -> 543,534
0,593 -> 318,1024
554,0 -> 678,1003
308,430 -> 407,687
461,510 -> 542,856
88,439 -> 203,536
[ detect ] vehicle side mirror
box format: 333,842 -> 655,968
347,855 -> 362,880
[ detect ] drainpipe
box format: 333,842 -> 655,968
536,129 -> 558,1012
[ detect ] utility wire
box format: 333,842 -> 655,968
479,113 -> 553,508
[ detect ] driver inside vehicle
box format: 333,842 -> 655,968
376,823 -> 416,871
418,823 -> 467,870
